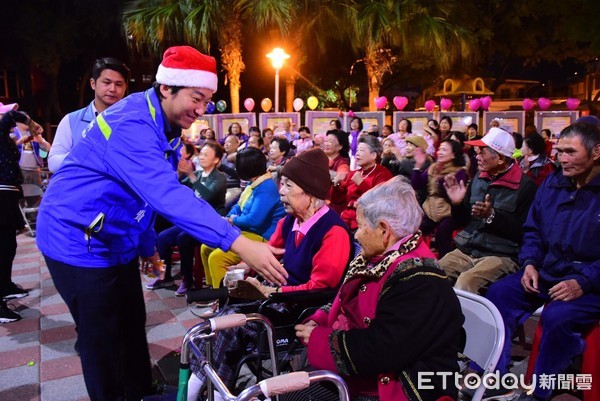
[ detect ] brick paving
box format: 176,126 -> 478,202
0,234 -> 584,400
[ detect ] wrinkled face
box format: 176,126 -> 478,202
436,142 -> 455,164
439,119 -> 451,132
355,142 -> 377,168
91,69 -> 127,110
381,126 -> 392,137
205,129 -> 215,140
160,86 -> 212,129
283,121 -> 292,131
475,146 -> 502,174
398,120 -> 408,132
557,135 -> 599,179
269,141 -> 284,160
199,145 -> 219,170
247,136 -> 260,149
223,136 -> 239,154
324,134 -> 342,156
354,208 -> 386,259
279,176 -> 311,216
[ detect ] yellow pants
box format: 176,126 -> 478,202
201,231 -> 267,288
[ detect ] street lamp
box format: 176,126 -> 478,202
266,48 -> 290,113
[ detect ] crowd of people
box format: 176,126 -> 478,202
1,44 -> 599,401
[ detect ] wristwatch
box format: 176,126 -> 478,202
486,208 -> 496,224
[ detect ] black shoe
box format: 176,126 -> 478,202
0,301 -> 22,323
2,283 -> 29,300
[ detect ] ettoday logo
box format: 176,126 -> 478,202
418,371 -> 536,395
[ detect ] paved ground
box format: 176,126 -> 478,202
0,233 -> 199,401
0,234 -> 583,401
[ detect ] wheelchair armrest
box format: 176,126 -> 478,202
186,287 -> 229,304
267,288 -> 337,305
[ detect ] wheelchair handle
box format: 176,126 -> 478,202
209,313 -> 247,331
186,287 -> 229,304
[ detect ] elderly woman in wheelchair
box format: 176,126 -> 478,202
187,148 -> 353,399
295,176 -> 464,401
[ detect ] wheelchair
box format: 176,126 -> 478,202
172,309 -> 347,400
188,284 -> 338,389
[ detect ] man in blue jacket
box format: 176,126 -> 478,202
47,57 -> 130,172
36,46 -> 286,401
487,121 -> 600,401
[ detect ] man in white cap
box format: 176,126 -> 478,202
441,127 -> 537,293
36,46 -> 286,400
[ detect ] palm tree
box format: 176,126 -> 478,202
346,0 -> 476,110
123,0 -> 295,113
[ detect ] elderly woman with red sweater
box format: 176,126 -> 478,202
187,148 -> 353,400
339,135 -> 393,231
296,176 -> 463,401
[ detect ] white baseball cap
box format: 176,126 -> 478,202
465,127 -> 515,157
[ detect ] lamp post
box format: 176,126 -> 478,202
266,48 -> 290,113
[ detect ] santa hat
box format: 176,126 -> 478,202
155,46 -> 218,92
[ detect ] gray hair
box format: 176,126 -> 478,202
355,176 -> 423,237
358,134 -> 383,156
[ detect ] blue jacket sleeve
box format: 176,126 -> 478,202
232,182 -> 280,231
104,119 -> 240,251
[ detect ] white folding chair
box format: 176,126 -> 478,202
454,288 -> 505,401
19,183 -> 44,237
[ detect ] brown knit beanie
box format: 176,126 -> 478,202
281,148 -> 331,199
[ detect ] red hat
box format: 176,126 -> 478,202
155,46 -> 218,92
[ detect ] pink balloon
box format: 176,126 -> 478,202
375,96 -> 388,109
424,100 -> 436,112
538,97 -> 552,111
481,96 -> 492,110
565,98 -> 580,110
468,98 -> 481,111
522,98 -> 536,111
440,98 -> 452,111
243,98 -> 255,112
348,110 -> 355,118
393,96 -> 408,110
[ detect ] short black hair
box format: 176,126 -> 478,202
330,119 -> 342,129
523,133 -> 546,156
271,137 -> 291,156
152,82 -> 184,98
440,116 -> 453,129
298,126 -> 311,134
202,141 -> 224,160
92,57 -> 130,82
399,118 -> 412,133
440,139 -> 466,167
326,129 -> 350,158
236,147 -> 267,180
560,122 -> 600,156
350,117 -> 363,131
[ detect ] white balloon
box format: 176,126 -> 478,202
293,98 -> 304,111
